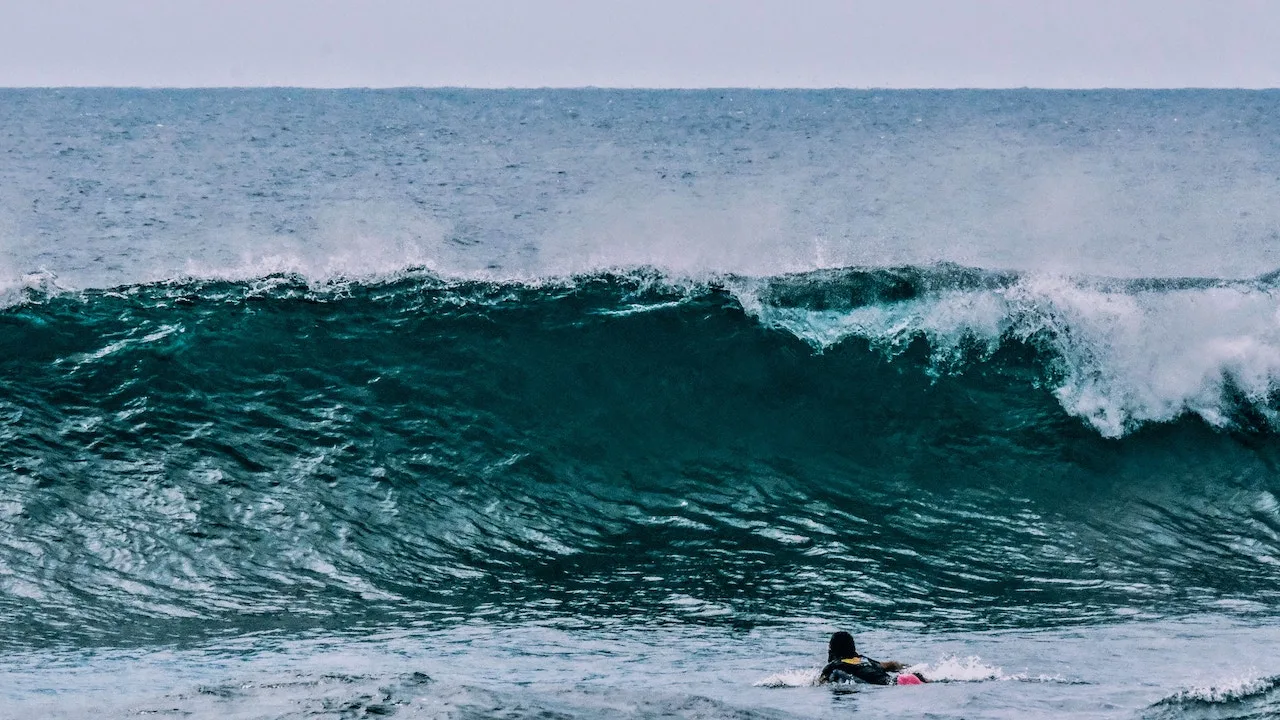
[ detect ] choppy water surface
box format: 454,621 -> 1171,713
2,89 -> 1280,718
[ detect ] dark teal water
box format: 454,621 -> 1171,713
3,89 -> 1280,718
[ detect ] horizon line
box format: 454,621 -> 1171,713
3,85 -> 1279,91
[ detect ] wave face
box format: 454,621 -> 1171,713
4,267 -> 1280,649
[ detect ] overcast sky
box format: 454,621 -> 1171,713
2,0 -> 1278,88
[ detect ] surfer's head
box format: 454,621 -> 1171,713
828,631 -> 857,662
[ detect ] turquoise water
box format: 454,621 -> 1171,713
2,89 -> 1280,718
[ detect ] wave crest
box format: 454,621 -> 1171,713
4,264 -> 1280,647
734,265 -> 1280,437
1145,673 -> 1280,719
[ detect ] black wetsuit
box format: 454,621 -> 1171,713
819,655 -> 893,685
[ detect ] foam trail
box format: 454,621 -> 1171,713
910,655 -> 1069,683
753,668 -> 821,688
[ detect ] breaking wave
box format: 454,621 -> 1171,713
2,264 -> 1280,649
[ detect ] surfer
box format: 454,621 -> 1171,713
818,631 -> 927,686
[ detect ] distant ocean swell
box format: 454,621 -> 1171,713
2,264 -> 1279,650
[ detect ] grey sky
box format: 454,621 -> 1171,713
2,0 -> 1278,88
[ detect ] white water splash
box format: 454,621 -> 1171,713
906,655 -> 1067,684
167,202 -> 454,286
752,667 -> 821,688
1163,670 -> 1274,703
752,654 -> 1064,688
736,272 -> 1280,438
0,269 -> 66,310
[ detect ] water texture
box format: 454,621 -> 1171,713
2,89 -> 1280,718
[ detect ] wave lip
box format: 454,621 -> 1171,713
20,259 -> 1280,442
14,255 -> 1280,442
733,264 -> 1280,437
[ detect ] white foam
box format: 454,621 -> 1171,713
911,654 -> 1065,683
736,273 -> 1280,438
913,655 -> 1007,682
752,655 -> 1058,687
1165,670 -> 1273,703
0,269 -> 66,310
164,202 -> 455,286
0,206 -> 59,309
752,667 -> 821,688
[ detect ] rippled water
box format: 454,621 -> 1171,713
2,89 -> 1280,718
6,618 -> 1280,719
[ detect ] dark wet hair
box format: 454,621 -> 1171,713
828,631 -> 857,662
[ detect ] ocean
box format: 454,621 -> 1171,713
2,88 -> 1280,718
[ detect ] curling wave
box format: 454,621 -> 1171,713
2,264 -> 1280,649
